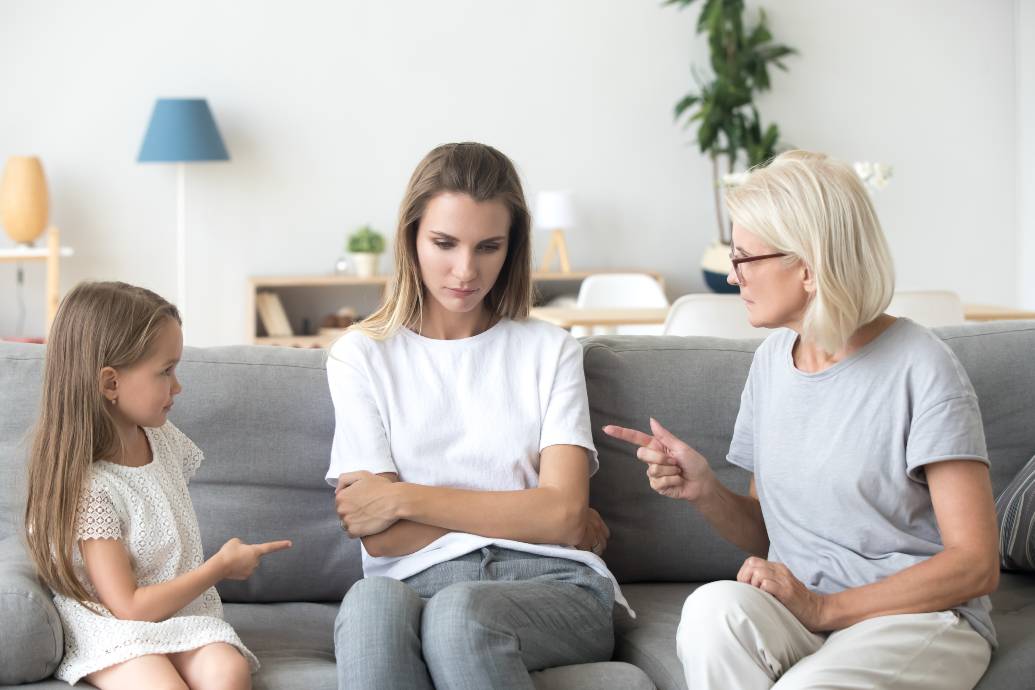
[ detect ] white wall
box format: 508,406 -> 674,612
1018,0 -> 1035,309
0,0 -> 1021,345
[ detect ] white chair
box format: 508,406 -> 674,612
887,290 -> 965,327
663,294 -> 771,339
573,273 -> 669,336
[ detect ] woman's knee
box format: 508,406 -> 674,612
336,576 -> 422,643
421,582 -> 504,653
677,581 -> 769,655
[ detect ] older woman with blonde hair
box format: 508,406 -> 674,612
606,150 -> 999,689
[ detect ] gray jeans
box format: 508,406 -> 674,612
334,546 -> 616,690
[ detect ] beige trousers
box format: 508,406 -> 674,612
676,581 -> 991,690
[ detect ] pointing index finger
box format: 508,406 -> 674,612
255,540 -> 293,556
602,424 -> 655,448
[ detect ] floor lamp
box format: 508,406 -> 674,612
138,99 -> 229,319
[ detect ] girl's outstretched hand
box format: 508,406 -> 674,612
216,538 -> 293,580
602,417 -> 715,502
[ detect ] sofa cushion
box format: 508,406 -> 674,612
584,322 -> 1035,585
0,535 -> 63,685
996,454 -> 1035,571
167,346 -> 362,604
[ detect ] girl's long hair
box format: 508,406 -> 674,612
24,281 -> 180,602
354,142 -> 533,339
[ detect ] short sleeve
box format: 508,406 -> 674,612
539,335 -> 599,474
74,477 -> 122,541
726,367 -> 755,472
163,422 -> 204,481
906,393 -> 989,482
325,336 -> 398,486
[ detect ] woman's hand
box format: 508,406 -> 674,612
603,418 -> 715,502
575,508 -> 610,556
215,538 -> 293,580
737,556 -> 829,632
336,471 -> 402,538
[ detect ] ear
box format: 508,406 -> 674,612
801,262 -> 817,294
99,367 -> 119,403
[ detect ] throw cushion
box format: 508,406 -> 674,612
996,453 -> 1035,571
0,534 -> 63,684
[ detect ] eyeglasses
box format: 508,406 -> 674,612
729,249 -> 787,286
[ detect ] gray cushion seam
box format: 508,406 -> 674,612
617,636 -> 681,689
940,326 -> 1035,341
584,343 -> 759,355
181,359 -> 326,371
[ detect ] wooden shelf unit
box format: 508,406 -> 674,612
0,226 -> 74,333
247,269 -> 665,347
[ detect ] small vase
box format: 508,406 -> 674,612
352,253 -> 380,278
700,241 -> 739,294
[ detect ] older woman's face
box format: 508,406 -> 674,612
728,224 -> 811,330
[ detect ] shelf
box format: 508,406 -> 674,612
250,274 -> 391,288
0,246 -> 74,263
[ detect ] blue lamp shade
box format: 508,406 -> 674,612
138,99 -> 229,162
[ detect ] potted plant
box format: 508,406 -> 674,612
667,0 -> 796,292
347,225 -> 385,278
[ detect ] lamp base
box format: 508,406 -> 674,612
539,229 -> 571,273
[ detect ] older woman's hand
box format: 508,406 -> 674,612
335,471 -> 401,538
737,556 -> 830,632
603,417 -> 715,502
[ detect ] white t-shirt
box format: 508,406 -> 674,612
325,317 -> 631,614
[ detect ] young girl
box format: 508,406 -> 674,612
23,282 -> 292,689
327,142 -> 630,690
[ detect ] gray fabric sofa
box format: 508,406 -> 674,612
2,321 -> 1033,689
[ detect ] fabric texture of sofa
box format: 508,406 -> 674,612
1,321 -> 1033,689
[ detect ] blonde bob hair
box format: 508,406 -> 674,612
25,281 -> 180,604
725,150 -> 895,354
354,142 -> 533,339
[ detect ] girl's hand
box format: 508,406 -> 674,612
603,418 -> 715,502
215,538 -> 293,580
737,556 -> 829,632
335,471 -> 401,538
575,508 -> 610,556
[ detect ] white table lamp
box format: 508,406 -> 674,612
534,190 -> 576,273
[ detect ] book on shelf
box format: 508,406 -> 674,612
256,292 -> 294,337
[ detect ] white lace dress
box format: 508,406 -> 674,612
52,422 -> 259,684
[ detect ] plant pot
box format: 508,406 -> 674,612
700,241 -> 739,294
352,253 -> 380,278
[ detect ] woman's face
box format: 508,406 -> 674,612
416,192 -> 510,316
728,223 -> 811,329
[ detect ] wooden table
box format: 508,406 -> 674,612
0,226 -> 74,332
530,307 -> 669,329
530,304 -> 1035,331
962,304 -> 1035,322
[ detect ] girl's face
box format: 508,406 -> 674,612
728,224 -> 811,329
415,192 -> 510,317
105,319 -> 183,429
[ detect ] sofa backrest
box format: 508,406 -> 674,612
586,321 -> 1035,583
1,320 -> 1033,600
0,343 -> 360,604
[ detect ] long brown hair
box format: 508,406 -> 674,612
354,142 -> 533,339
24,281 -> 180,602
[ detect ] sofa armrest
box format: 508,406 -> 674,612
0,533 -> 63,684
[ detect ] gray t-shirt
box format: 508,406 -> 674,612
727,318 -> 995,647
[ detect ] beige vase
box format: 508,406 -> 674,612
0,156 -> 49,245
352,252 -> 380,278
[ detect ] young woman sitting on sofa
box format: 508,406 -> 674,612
606,150 -> 999,690
324,142 -> 627,690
